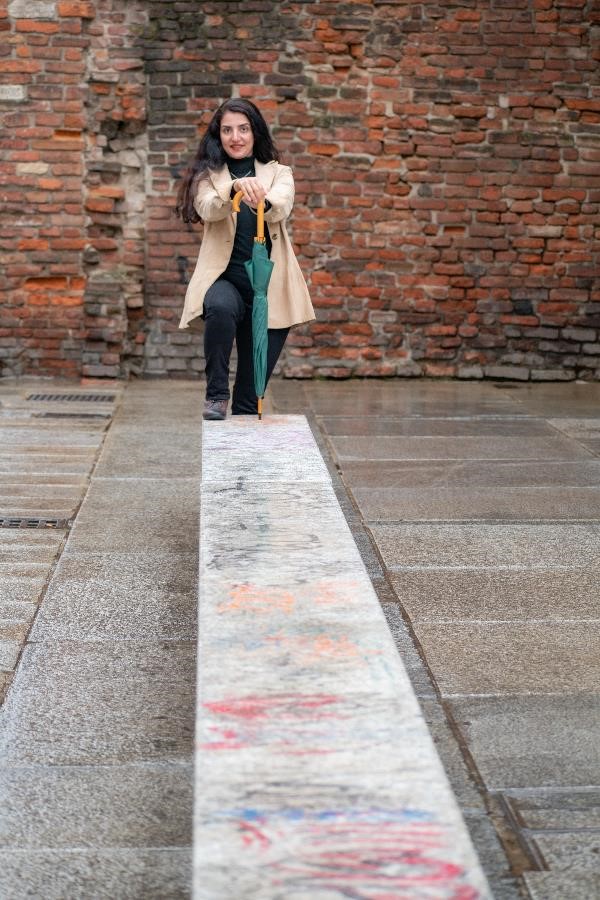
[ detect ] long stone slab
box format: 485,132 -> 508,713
0,763 -> 192,848
349,485 -> 600,521
328,459 -> 600,489
318,416 -> 556,436
413,622 -> 600,696
197,415 -> 491,899
371,522 -> 600,570
448,696 -> 600,790
389,569 -> 600,622
0,641 -> 195,766
30,550 -> 198,642
328,434 -> 593,461
0,848 -> 192,900
65,478 -> 199,554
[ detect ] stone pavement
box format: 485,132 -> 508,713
0,375 -> 599,898
269,377 -> 600,900
0,379 -> 198,899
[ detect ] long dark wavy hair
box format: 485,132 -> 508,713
175,98 -> 280,224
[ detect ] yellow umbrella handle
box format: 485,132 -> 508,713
231,191 -> 266,243
231,190 -> 244,213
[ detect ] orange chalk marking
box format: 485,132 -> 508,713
219,584 -> 296,615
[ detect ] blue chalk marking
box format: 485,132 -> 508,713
220,806 -> 435,824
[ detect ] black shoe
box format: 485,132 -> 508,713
203,399 -> 228,421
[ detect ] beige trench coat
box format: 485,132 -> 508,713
178,160 -> 315,330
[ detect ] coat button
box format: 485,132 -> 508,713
272,234 -> 278,240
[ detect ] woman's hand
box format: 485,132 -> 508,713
233,176 -> 267,208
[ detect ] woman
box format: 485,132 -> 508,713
176,98 -> 314,420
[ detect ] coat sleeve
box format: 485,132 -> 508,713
193,174 -> 235,222
264,165 -> 295,224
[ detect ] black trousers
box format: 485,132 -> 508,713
203,276 -> 289,415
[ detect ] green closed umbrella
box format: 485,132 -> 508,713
233,193 -> 274,420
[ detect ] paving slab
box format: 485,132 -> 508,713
3,416 -> 109,431
95,425 -> 203,478
33,549 -> 199,594
66,478 -> 199,553
340,458 -> 600,489
31,551 -> 197,642
0,562 -> 57,581
0,473 -> 87,486
504,788 -> 600,830
0,484 -> 84,499
370,522 -> 600,570
530,833 -> 600,872
389,569 -> 600,622
0,428 -> 102,448
462,813 -> 515,882
110,381 -> 201,425
351,485 -> 600,521
0,458 -> 100,475
548,418 -> 600,439
328,434 -> 593,462
0,599 -> 38,623
508,383 -> 600,417
412,622 -> 600,696
0,500 -> 81,519
317,415 -> 555,436
0,673 -> 10,704
0,623 -> 27,645
485,877 -> 527,900
302,384 -> 527,418
0,530 -> 66,562
0,763 -> 192,848
448,696 -> 600,790
0,848 -> 191,900
523,872 -> 600,900
418,698 -> 485,810
0,642 -> 20,671
0,641 -> 196,766
547,418 -> 600,457
380,602 -> 437,700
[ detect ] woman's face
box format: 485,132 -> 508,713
220,111 -> 254,159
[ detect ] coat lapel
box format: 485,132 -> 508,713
209,165 -> 233,197
255,160 -> 277,191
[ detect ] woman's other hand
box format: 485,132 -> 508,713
233,177 -> 267,208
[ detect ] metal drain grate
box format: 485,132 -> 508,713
0,516 -> 69,529
27,393 -> 116,403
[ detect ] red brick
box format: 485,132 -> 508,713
57,1 -> 95,16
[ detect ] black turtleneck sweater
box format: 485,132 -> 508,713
223,154 -> 271,292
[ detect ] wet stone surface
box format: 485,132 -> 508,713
0,379 -> 197,899
284,378 -> 600,900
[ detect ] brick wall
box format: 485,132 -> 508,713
1,0 -> 599,380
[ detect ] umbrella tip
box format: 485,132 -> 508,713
258,397 -> 263,420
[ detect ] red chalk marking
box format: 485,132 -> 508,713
204,694 -> 341,721
239,821 -> 271,850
